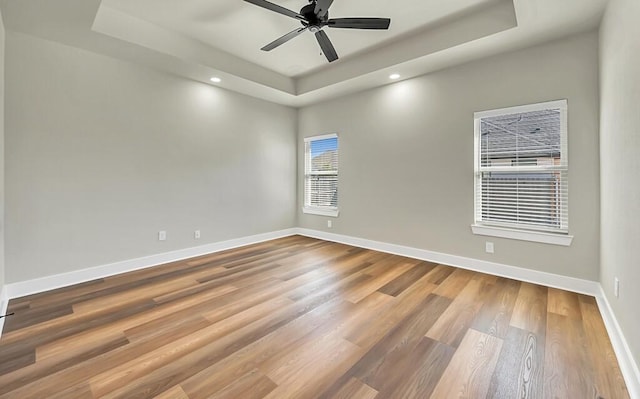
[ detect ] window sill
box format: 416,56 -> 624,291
302,207 -> 340,217
471,224 -> 573,246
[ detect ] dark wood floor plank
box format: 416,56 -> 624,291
487,326 -> 545,399
383,337 -> 454,399
0,236 -> 629,399
2,304 -> 74,333
377,261 -> 436,297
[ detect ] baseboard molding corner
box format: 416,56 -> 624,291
295,228 -> 600,296
595,286 -> 640,399
0,285 -> 8,338
5,228 -> 297,300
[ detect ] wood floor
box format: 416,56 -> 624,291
0,235 -> 629,398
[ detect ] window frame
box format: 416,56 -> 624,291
303,133 -> 340,218
471,100 -> 573,246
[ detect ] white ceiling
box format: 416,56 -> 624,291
101,0 -> 497,77
0,0 -> 608,107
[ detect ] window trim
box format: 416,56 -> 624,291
303,133 -> 339,218
472,100 -> 572,245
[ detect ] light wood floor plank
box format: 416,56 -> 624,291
0,235 -> 629,399
430,328 -> 503,398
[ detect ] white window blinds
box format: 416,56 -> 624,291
474,100 -> 568,233
304,134 -> 338,214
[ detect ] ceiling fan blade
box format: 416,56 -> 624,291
315,30 -> 338,62
327,18 -> 391,30
243,0 -> 305,21
261,27 -> 308,51
314,0 -> 335,18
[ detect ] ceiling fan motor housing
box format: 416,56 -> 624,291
301,3 -> 328,29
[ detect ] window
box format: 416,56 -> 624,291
303,134 -> 339,217
472,100 -> 573,246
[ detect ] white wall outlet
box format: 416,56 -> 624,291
327,220 -> 332,228
614,277 -> 620,298
194,230 -> 201,239
158,231 -> 167,241
485,242 -> 494,254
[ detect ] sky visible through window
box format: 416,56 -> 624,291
311,137 -> 338,158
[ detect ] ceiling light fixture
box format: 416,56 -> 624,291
389,73 -> 401,80
210,77 -> 222,83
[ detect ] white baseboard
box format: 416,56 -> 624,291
296,228 -> 600,296
5,228 -> 297,300
595,287 -> 640,399
0,286 -> 8,337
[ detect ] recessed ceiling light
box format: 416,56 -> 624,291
389,73 -> 401,80
210,77 -> 222,83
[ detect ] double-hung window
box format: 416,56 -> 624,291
303,134 -> 339,217
472,100 -> 572,246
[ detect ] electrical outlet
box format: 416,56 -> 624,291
614,277 -> 620,298
194,230 -> 201,239
327,220 -> 332,228
485,242 -> 494,254
158,231 -> 167,241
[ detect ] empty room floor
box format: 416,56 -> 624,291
0,235 -> 629,398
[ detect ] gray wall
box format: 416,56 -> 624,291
4,31 -> 297,283
0,9 -> 5,292
599,0 -> 640,368
298,32 -> 601,281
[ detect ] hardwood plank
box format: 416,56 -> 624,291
430,328 -> 503,398
316,294 -> 452,398
383,338 -> 454,399
377,261 -> 436,296
0,348 -> 35,376
154,385 -> 190,399
579,298 -> 630,399
487,326 -> 545,399
547,287 -> 582,319
471,277 -> 520,338
543,312 -> 595,399
423,264 -> 455,285
344,261 -> 415,303
331,377 -> 378,399
207,369 -> 277,399
432,268 -> 475,298
425,278 -> 490,347
510,282 -> 548,336
0,237 -> 628,399
2,304 -> 74,333
344,270 -> 439,349
93,273 -> 373,398
179,298 -> 357,398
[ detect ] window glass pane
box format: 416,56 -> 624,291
310,137 -> 338,172
305,135 -> 338,210
475,101 -> 568,233
480,109 -> 561,167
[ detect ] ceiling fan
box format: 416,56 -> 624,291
243,0 -> 391,63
